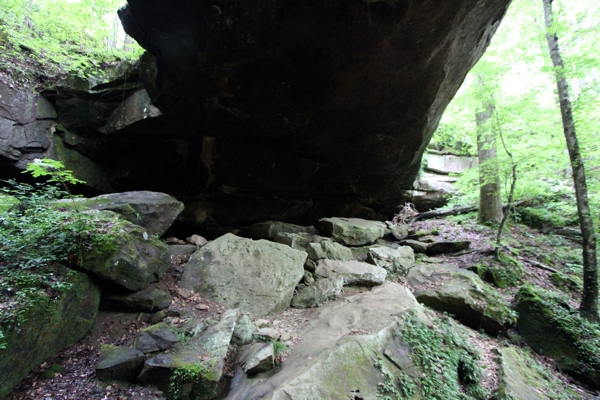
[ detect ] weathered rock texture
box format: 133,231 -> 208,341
2,1 -> 511,230
0,271 -> 101,398
60,191 -> 184,237
180,233 -> 307,317
407,263 -> 516,335
227,283 -> 431,399
82,211 -> 171,291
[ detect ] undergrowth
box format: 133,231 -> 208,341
0,160 -> 116,344
375,312 -> 488,399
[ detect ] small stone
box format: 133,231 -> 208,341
165,237 -> 186,244
418,235 -> 435,243
303,270 -> 315,285
176,288 -> 192,299
242,343 -> 275,374
233,314 -> 257,346
96,345 -> 145,382
255,319 -> 270,328
195,304 -> 209,310
304,259 -> 317,272
135,323 -> 179,353
426,241 -> 471,255
151,310 -> 168,324
280,331 -> 291,342
398,239 -> 429,254
186,234 -> 208,246
256,327 -> 280,340
101,287 -> 173,313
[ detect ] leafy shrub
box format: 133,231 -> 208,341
0,160 -> 113,341
517,203 -> 578,229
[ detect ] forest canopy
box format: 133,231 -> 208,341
433,0 -> 600,233
0,0 -> 143,78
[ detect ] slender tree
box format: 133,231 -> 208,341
476,100 -> 504,225
542,0 -> 598,321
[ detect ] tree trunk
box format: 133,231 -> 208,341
476,102 -> 503,225
543,0 -> 598,321
123,35 -> 134,52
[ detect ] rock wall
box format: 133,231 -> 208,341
0,0 -> 512,231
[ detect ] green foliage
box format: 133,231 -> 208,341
271,339 -> 287,357
168,361 -> 215,400
393,313 -> 488,399
517,203 -> 578,229
435,0 -> 600,233
0,161 -> 116,346
24,159 -> 85,186
374,358 -> 402,400
0,0 -> 143,78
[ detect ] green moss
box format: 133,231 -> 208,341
550,273 -> 583,292
42,364 -> 64,379
515,286 -> 600,387
395,312 -> 488,399
487,255 -> 524,288
168,359 -> 218,400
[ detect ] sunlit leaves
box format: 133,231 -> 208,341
0,0 -> 143,77
435,0 -> 599,230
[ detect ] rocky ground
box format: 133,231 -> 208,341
5,213 -> 600,399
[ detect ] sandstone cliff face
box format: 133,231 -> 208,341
0,0 -> 511,232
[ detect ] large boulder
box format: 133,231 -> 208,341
0,80 -> 57,173
59,191 -> 184,237
81,211 -> 171,291
407,263 -> 516,335
180,233 -> 307,317
318,218 -> 386,246
99,0 -> 512,231
0,271 -> 101,398
515,286 -> 600,388
227,283 -> 488,399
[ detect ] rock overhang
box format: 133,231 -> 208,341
0,0 -> 512,231
113,0 -> 511,225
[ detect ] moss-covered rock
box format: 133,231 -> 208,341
227,283 -> 488,399
81,210 -> 170,291
550,272 -> 582,292
495,346 -> 581,400
515,285 -> 600,389
0,270 -> 101,398
138,309 -> 240,400
407,263 -> 516,335
58,191 -> 184,237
